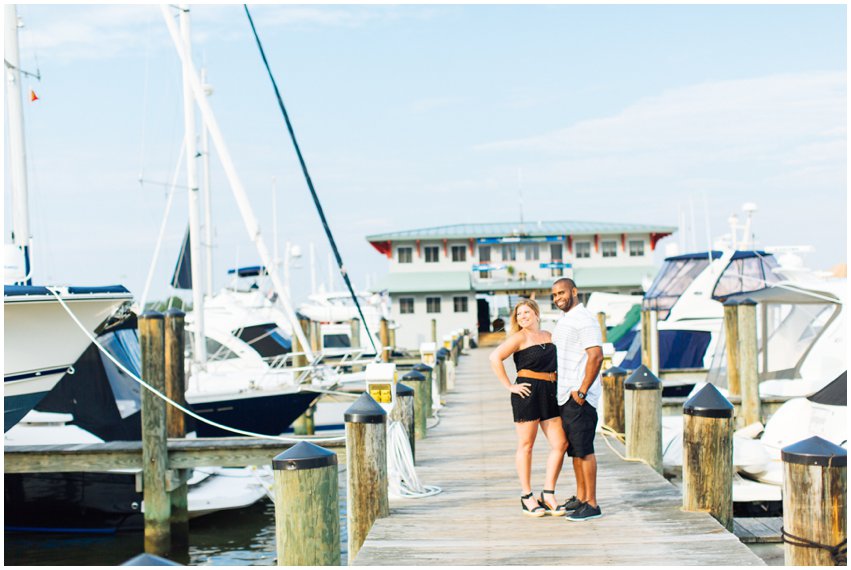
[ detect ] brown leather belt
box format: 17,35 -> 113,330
516,369 -> 557,382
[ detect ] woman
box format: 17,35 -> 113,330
489,299 -> 568,517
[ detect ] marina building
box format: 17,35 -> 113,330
367,221 -> 676,349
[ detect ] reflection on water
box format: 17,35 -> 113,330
5,469 -> 349,566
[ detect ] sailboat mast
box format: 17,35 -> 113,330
5,4 -> 32,285
201,66 -> 214,296
179,5 -> 207,364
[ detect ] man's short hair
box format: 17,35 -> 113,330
553,277 -> 577,290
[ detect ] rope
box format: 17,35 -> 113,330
599,425 -> 648,465
386,420 -> 441,499
781,528 -> 847,565
242,5 -> 378,355
45,286 -> 345,445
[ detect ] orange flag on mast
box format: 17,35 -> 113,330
30,90 -> 38,102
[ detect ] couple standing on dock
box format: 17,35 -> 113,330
490,278 -> 604,522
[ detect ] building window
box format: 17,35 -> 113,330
453,296 -> 468,313
550,243 -> 563,261
426,297 -> 441,313
551,267 -> 563,277
601,240 -> 617,258
502,244 -> 517,261
399,298 -> 414,314
397,247 -> 412,264
451,245 -> 466,262
524,244 -> 539,261
479,245 -> 491,262
575,241 -> 591,259
424,246 -> 439,263
629,240 -> 645,257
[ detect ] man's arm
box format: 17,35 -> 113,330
571,345 -> 603,405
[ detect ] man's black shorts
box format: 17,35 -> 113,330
560,398 -> 597,458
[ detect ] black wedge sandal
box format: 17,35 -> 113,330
521,492 -> 546,517
538,490 -> 567,516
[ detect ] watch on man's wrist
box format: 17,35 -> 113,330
577,391 -> 586,400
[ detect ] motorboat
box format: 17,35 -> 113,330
297,288 -> 391,357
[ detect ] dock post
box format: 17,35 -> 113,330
722,299 -> 741,397
437,348 -> 452,392
292,318 -> 315,435
402,370 -> 427,441
164,309 -> 188,555
624,365 -> 663,473
597,311 -> 607,343
431,318 -> 437,343
781,437 -> 847,566
388,325 -> 396,359
272,442 -> 340,566
380,317 -> 391,363
682,383 -> 734,531
345,393 -> 388,564
601,365 -> 627,437
350,317 -> 361,351
139,311 -> 171,556
413,363 -> 433,419
391,382 -> 416,462
737,299 -> 761,426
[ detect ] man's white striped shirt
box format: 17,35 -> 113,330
552,303 -> 603,407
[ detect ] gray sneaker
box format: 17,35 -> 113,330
561,496 -> 584,512
566,503 -> 602,521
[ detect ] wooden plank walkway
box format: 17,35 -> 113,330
355,348 -> 764,566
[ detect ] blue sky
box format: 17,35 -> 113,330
4,4 -> 847,303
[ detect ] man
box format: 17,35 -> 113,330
551,278 -> 604,521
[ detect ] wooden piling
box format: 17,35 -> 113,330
388,326 -> 396,358
601,365 -> 626,436
682,383 -> 734,531
737,299 -> 761,426
139,311 -> 170,556
391,382 -> 416,462
345,393 -> 389,564
350,317 -> 361,350
597,311 -> 608,343
648,309 -> 660,375
431,318 -> 437,343
401,370 -> 427,442
272,442 -> 340,566
310,320 -> 322,353
781,437 -> 847,566
292,318 -> 314,435
412,363 -> 433,419
722,299 -> 741,397
380,317 -> 391,363
164,309 -> 188,552
624,365 -> 663,473
640,309 -> 651,369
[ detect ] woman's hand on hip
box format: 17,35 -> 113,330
509,382 -> 532,398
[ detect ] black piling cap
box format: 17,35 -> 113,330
402,370 -> 426,382
683,383 -> 734,418
164,308 -> 186,319
344,392 -> 387,424
273,441 -> 337,471
436,347 -> 450,359
602,365 -> 628,378
738,298 -> 757,306
413,363 -> 433,373
395,382 -> 414,397
122,554 -> 183,566
722,298 -> 740,307
624,365 -> 662,390
782,436 -> 847,467
138,311 -> 164,321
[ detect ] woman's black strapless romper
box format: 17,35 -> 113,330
511,343 -> 558,423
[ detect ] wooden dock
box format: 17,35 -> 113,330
354,348 -> 765,566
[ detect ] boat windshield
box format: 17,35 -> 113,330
643,253 -> 719,319
711,251 -> 780,301
232,323 -> 292,358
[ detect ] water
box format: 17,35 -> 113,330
4,469 -> 349,566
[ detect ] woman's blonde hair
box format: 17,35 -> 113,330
509,299 -> 541,334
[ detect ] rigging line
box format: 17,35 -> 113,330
45,286 -> 346,445
243,4 -> 379,355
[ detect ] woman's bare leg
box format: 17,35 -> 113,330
539,416 -> 568,507
515,420 -> 540,510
